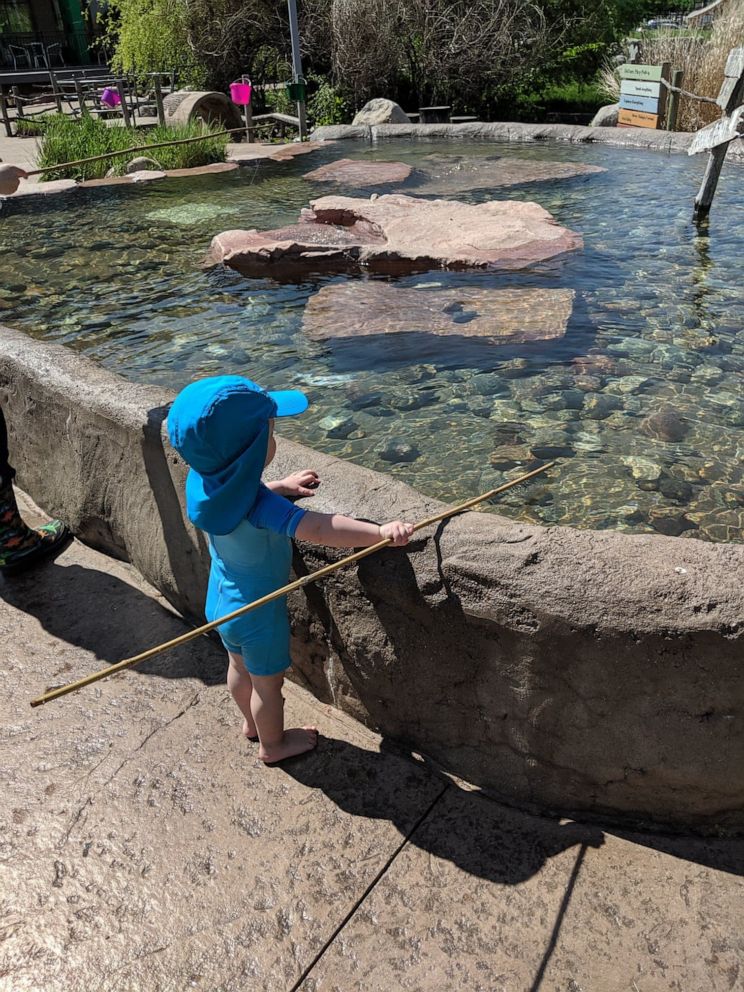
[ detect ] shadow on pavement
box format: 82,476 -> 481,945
1,558 -> 226,687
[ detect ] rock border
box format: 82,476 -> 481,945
1,323 -> 743,835
311,121 -> 744,161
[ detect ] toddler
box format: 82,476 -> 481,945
168,375 -> 413,764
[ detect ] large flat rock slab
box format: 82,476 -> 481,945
414,153 -> 606,194
211,193 -> 582,276
227,140 -> 329,164
302,281 -> 574,343
303,157 -> 413,185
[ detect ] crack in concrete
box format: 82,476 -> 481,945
286,784 -> 449,992
100,691 -> 202,791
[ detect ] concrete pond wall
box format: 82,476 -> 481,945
2,324 -> 743,835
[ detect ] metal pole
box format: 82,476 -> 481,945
0,89 -> 12,137
287,0 -> 307,140
116,79 -> 131,128
152,73 -> 166,126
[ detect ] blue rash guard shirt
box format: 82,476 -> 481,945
205,483 -> 308,676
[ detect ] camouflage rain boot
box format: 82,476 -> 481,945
0,481 -> 70,576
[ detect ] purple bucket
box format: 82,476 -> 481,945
230,81 -> 252,106
100,87 -> 121,108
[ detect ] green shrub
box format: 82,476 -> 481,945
307,75 -> 351,127
37,115 -> 229,181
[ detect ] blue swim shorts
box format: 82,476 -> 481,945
215,596 -> 292,677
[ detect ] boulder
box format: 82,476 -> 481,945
590,103 -> 620,128
352,99 -> 410,126
210,193 -> 583,276
302,282 -> 574,344
303,158 -> 412,186
162,90 -> 243,131
125,156 -> 161,174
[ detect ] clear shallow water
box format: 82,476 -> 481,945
1,140 -> 743,541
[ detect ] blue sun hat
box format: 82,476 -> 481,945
167,375 -> 308,535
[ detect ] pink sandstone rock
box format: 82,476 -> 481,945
210,193 -> 582,275
227,141 -> 329,164
303,158 -> 412,185
415,154 -> 606,194
302,282 -> 574,343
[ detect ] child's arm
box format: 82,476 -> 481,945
294,511 -> 414,549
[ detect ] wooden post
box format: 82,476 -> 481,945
0,88 -> 12,137
11,86 -> 24,119
48,67 -> 63,114
152,73 -> 165,126
688,46 -> 744,222
693,144 -> 729,222
116,79 -> 131,127
666,69 -> 683,131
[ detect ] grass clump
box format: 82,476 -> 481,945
37,115 -> 229,181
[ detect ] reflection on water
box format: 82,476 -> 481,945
1,140 -> 743,542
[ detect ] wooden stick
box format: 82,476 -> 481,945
29,462 -> 554,708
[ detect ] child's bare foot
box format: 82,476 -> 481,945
259,727 -> 318,765
242,718 -> 258,741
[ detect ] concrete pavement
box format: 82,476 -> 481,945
1,490 -> 743,992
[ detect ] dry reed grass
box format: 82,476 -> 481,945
599,1 -> 744,131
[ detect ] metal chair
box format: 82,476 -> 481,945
27,42 -> 48,68
46,43 -> 65,67
8,45 -> 31,70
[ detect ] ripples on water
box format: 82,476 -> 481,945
1,140 -> 742,541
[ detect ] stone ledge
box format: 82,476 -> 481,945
1,323 -> 743,833
312,121 -> 744,160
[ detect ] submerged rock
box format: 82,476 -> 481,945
210,193 -> 583,276
642,406 -> 688,443
318,413 -> 358,439
489,444 -> 534,469
378,439 -> 420,463
302,282 -> 574,343
303,159 -> 412,186
414,156 -> 606,195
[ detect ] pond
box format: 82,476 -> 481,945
1,139 -> 742,542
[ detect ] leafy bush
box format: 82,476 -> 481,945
36,115 -> 229,181
307,75 -> 351,127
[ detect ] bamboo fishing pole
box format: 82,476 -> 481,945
30,461 -> 554,708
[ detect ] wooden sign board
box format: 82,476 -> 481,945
620,94 -> 660,114
620,63 -> 665,82
618,108 -> 660,129
688,105 -> 744,155
620,79 -> 662,99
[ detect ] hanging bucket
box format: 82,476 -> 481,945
230,81 -> 252,106
286,80 -> 306,102
100,87 -> 121,108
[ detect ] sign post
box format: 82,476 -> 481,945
617,62 -> 670,129
688,46 -> 744,222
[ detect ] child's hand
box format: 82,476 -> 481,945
379,521 -> 415,546
273,470 -> 320,497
